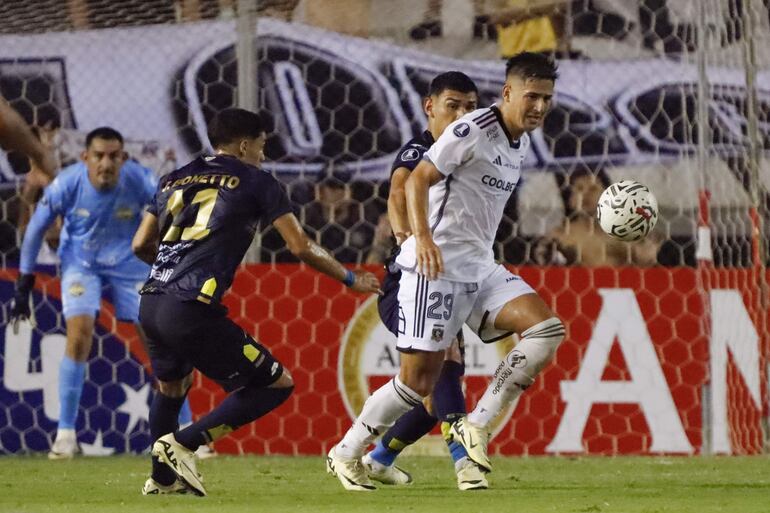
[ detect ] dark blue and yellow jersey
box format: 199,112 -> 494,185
390,130 -> 434,175
141,155 -> 292,306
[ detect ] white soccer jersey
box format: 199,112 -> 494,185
396,106 -> 531,282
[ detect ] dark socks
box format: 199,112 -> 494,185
370,403 -> 437,466
175,385 -> 293,450
150,392 -> 186,485
432,360 -> 466,421
432,360 -> 470,465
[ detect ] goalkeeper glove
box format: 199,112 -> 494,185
9,273 -> 35,334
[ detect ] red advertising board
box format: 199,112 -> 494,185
187,265 -> 768,456
2,265 -> 765,455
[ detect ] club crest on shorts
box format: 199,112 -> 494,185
507,350 -> 527,368
431,325 -> 445,342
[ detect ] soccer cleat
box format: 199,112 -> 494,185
151,434 -> 207,496
456,459 -> 489,490
362,453 -> 413,485
195,444 -> 218,460
141,477 -> 192,495
326,446 -> 376,491
48,430 -> 81,460
449,417 -> 491,472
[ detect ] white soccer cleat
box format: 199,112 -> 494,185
362,453 -> 413,485
449,417 -> 491,472
456,459 -> 489,490
48,430 -> 80,460
195,444 -> 218,460
326,446 -> 376,491
141,477 -> 192,495
151,434 -> 207,496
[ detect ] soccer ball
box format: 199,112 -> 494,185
596,180 -> 658,242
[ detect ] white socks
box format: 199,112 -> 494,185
469,317 -> 565,428
336,376 -> 423,459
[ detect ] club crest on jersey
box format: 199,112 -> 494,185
400,148 -> 420,162
453,123 -> 470,138
115,207 -> 134,220
431,326 -> 445,342
68,282 -> 86,297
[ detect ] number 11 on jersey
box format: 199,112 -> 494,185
162,188 -> 219,242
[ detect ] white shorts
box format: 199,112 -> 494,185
396,264 -> 536,351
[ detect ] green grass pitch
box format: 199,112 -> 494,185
2,455 -> 769,513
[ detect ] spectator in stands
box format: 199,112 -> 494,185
14,123 -> 60,210
490,0 -> 577,59
409,0 -> 497,40
366,212 -> 393,264
302,171 -> 375,264
15,123 -> 63,260
0,98 -> 59,260
0,98 -> 57,180
532,166 -> 663,266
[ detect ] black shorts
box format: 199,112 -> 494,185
377,266 -> 403,337
139,294 -> 283,391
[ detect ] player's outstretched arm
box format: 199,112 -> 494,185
405,160 -> 444,280
10,194 -> 59,331
272,212 -> 381,294
131,212 -> 160,264
0,98 -> 57,179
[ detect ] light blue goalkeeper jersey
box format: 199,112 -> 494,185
20,159 -> 157,278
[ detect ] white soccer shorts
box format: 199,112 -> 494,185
466,264 -> 536,343
396,264 -> 536,352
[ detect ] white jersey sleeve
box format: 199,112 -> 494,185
423,119 -> 481,177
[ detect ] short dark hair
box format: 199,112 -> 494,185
429,71 -> 478,97
505,52 -> 559,82
86,127 -> 123,148
208,108 -> 265,148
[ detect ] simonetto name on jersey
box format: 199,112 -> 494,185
141,154 -> 292,306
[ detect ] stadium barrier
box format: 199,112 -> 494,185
2,264 -> 766,456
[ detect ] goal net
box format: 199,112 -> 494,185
0,0 -> 768,456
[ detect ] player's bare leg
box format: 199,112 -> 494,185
49,314 -> 95,459
450,294 -> 564,472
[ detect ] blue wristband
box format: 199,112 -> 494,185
342,269 -> 355,287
